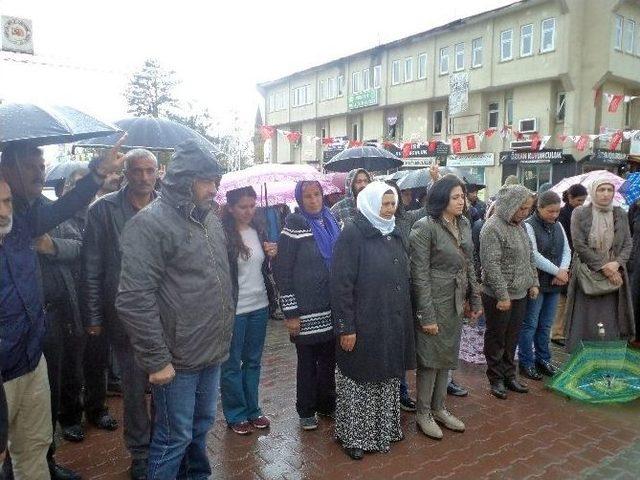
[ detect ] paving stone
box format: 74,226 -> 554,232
55,321 -> 640,479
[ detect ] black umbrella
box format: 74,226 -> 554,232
323,146 -> 402,172
75,116 -> 219,153
45,160 -> 89,187
0,103 -> 121,149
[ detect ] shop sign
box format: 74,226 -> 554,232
348,89 -> 379,110
446,153 -> 495,167
386,141 -> 450,159
500,149 -> 563,165
590,149 -> 628,164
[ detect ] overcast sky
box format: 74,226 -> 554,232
0,0 -> 512,137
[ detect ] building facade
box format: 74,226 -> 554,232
258,0 -> 640,195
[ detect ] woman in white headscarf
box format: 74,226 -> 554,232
564,178 -> 634,352
331,181 -> 415,460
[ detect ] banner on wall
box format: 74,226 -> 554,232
448,72 -> 469,117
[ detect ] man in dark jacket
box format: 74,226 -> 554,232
330,168 -> 371,226
82,148 -> 158,480
0,140 -> 125,480
117,140 -> 234,479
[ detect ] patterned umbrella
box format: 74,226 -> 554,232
550,170 -> 626,206
619,172 -> 640,205
547,341 -> 640,403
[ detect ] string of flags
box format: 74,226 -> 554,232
260,89 -> 639,156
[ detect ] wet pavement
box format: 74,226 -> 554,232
57,321 -> 640,479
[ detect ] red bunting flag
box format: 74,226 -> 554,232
513,130 -> 524,141
349,140 -> 363,148
286,131 -> 301,143
608,94 -> 624,113
427,140 -> 437,153
484,128 -> 496,138
530,133 -> 541,151
402,142 -> 412,158
451,137 -> 462,154
575,135 -> 589,151
558,134 -> 568,143
466,135 -> 476,150
610,130 -> 623,150
259,125 -> 276,141
322,137 -> 334,145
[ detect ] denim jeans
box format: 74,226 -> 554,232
148,364 -> 220,480
220,307 -> 269,425
518,292 -> 560,368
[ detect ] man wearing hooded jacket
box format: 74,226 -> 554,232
116,140 -> 234,480
330,168 -> 371,226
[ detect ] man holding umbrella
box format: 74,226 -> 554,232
0,139 -> 126,480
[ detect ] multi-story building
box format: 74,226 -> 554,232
258,0 -> 640,194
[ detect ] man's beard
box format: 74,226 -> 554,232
0,216 -> 13,236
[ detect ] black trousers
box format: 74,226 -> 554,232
482,294 -> 528,385
58,329 -> 109,427
294,340 -> 336,418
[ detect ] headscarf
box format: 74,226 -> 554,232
295,181 -> 341,269
587,178 -> 615,253
357,181 -> 398,235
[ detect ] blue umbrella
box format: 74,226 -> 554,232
75,116 -> 219,153
619,173 -> 640,205
0,103 -> 121,149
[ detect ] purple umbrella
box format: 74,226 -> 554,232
550,170 -> 626,206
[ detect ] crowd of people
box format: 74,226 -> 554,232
0,137 -> 638,479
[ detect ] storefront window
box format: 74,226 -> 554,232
519,163 -> 551,192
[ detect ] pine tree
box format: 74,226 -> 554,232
124,59 -> 178,117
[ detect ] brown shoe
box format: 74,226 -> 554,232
229,421 -> 253,435
251,415 -> 271,429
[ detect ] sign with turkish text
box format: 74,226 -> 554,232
499,149 -> 563,165
385,141 -> 450,158
1,16 -> 33,54
348,89 -> 379,110
446,153 -> 495,167
449,72 -> 469,117
589,149 -> 628,164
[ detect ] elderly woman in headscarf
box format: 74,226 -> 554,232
331,181 -> 415,460
273,181 -> 341,431
564,178 -> 634,352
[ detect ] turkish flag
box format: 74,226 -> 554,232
530,133 -> 541,151
402,142 -> 412,158
576,135 -> 589,151
485,128 -> 496,138
322,137 -> 334,145
286,131 -> 301,143
610,130 -> 623,150
466,135 -> 476,150
259,125 -> 276,141
608,95 -> 624,113
451,137 -> 462,154
427,140 -> 437,153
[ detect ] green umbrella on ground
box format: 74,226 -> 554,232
548,341 -> 640,404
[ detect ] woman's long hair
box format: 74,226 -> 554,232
222,186 -> 259,261
561,183 -> 588,203
426,174 -> 467,219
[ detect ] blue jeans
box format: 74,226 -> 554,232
518,292 -> 560,368
220,307 -> 269,425
148,364 -> 220,480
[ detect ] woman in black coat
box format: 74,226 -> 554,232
331,181 -> 415,460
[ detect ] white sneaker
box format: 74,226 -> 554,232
433,408 -> 465,432
416,412 -> 443,439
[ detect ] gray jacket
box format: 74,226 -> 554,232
479,185 -> 539,301
116,140 -> 234,374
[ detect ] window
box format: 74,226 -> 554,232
337,75 -> 345,96
500,29 -> 513,61
505,98 -> 513,126
417,53 -> 427,79
328,77 -> 336,99
541,18 -> 556,52
556,92 -> 566,121
320,127 -> 326,139
352,71 -> 362,93
305,85 -> 312,104
624,18 -> 636,53
373,65 -> 381,88
292,85 -> 312,107
433,110 -> 443,134
275,92 -> 286,111
318,80 -> 326,102
439,47 -> 449,74
488,102 -> 499,128
392,59 -> 402,85
352,123 -> 359,141
363,69 -> 371,91
521,164 -> 551,192
404,57 -> 414,82
615,15 -> 624,50
268,94 -> 275,113
454,43 -> 465,71
520,24 -> 533,57
472,37 -> 483,67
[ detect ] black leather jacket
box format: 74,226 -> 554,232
81,187 -> 155,341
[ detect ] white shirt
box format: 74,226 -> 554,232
236,227 -> 269,315
525,222 -> 571,276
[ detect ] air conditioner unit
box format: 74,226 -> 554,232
519,118 -> 537,133
510,140 -> 532,150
